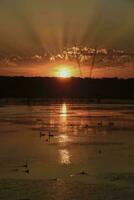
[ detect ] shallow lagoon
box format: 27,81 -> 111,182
0,102 -> 134,199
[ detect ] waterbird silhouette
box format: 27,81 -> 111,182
70,171 -> 90,176
98,150 -> 102,154
23,164 -> 28,168
49,178 -> 59,181
48,131 -> 54,138
84,124 -> 90,129
40,132 -> 46,137
97,121 -> 103,127
17,162 -> 28,168
23,169 -> 29,174
77,171 -> 89,176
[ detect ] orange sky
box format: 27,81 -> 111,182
0,61 -> 134,78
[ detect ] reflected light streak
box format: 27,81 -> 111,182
58,134 -> 70,143
59,103 -> 68,132
58,104 -> 71,165
60,103 -> 67,116
59,149 -> 71,165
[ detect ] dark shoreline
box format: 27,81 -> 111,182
0,76 -> 134,100
0,98 -> 134,106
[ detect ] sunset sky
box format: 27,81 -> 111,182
0,0 -> 134,77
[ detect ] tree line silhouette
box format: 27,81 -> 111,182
0,76 -> 134,99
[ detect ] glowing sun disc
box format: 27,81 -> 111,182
57,66 -> 72,78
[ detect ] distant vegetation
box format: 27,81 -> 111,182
0,76 -> 134,99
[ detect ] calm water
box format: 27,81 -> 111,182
0,102 -> 134,199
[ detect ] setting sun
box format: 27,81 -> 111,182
58,68 -> 71,78
56,65 -> 72,78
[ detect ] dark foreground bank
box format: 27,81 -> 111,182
0,179 -> 134,200
0,76 -> 134,99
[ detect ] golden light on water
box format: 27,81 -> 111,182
58,104 -> 71,165
60,103 -> 68,132
60,103 -> 67,115
59,149 -> 71,165
58,134 -> 69,143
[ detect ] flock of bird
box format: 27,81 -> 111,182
10,120 -> 115,175
12,163 -> 29,174
84,121 -> 115,129
40,131 -> 55,142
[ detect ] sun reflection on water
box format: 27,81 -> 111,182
58,134 -> 70,143
60,103 -> 67,116
59,149 -> 71,165
58,103 -> 72,164
59,103 -> 68,132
